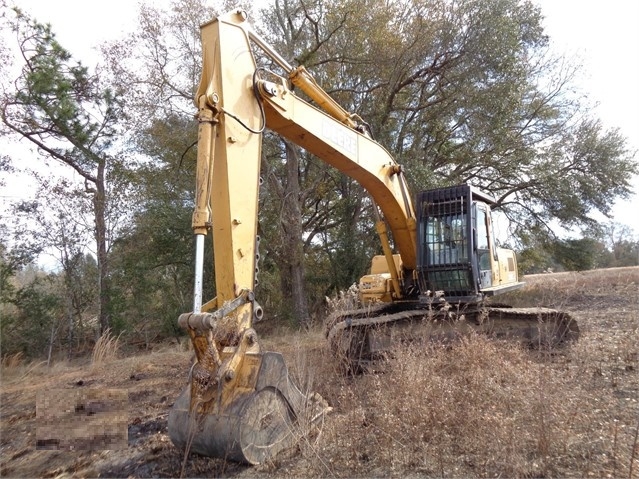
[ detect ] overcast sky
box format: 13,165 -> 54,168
4,0 -> 639,235
537,0 -> 639,234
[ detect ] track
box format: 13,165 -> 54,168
325,302 -> 580,373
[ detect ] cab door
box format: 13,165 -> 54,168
474,204 -> 492,289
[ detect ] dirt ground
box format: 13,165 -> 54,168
1,266 -> 638,478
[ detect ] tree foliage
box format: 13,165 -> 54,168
1,179 -> 101,359
517,221 -> 638,274
265,0 -> 636,235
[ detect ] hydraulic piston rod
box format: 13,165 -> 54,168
193,234 -> 205,313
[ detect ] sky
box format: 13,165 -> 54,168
2,0 -> 639,236
536,0 -> 639,235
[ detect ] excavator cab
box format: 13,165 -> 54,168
359,184 -> 524,306
416,184 -> 525,304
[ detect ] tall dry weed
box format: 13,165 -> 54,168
279,329 -> 335,475
302,331 -> 637,478
1,351 -> 24,369
91,328 -> 120,366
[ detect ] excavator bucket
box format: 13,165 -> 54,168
168,352 -> 326,465
167,311 -> 328,465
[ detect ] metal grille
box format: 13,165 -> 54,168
416,185 -> 476,298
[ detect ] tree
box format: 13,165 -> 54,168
10,175 -> 102,352
0,8 -> 128,334
108,157 -> 196,342
517,220 -> 638,273
551,237 -> 608,272
99,0 -> 220,337
0,235 -> 18,310
583,221 -> 639,268
3,269 -> 63,359
0,236 -> 64,360
264,0 -> 636,240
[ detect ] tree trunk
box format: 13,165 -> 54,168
280,142 -> 310,326
290,260 -> 309,326
47,323 -> 56,367
66,294 -> 74,360
94,160 -> 110,335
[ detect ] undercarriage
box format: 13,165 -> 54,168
325,301 -> 580,373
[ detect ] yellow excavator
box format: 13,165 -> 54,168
168,9 -> 579,465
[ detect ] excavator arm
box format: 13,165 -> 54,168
259,71 -> 419,271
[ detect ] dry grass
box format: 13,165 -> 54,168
91,329 -> 121,366
278,266 -> 639,478
1,351 -> 24,369
509,266 -> 639,311
279,332 -> 336,475
299,336 -> 637,478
